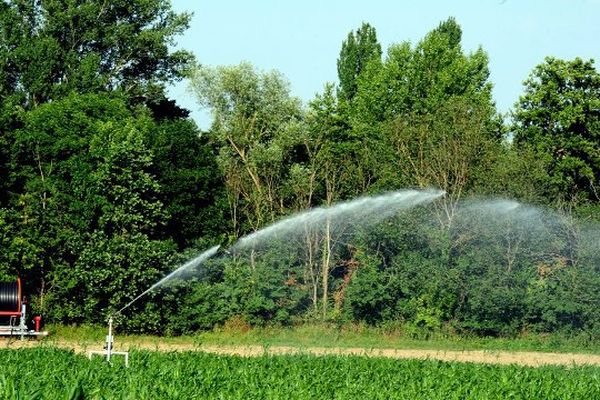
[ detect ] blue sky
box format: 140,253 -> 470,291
167,0 -> 600,129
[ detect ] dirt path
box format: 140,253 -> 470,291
5,339 -> 600,367
198,345 -> 600,367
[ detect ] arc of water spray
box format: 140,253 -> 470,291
232,188 -> 445,252
116,189 -> 445,314
117,245 -> 221,314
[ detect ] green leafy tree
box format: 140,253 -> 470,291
48,116 -> 176,325
9,93 -> 132,311
512,57 -> 600,204
0,208 -> 19,280
350,18 -> 493,123
348,18 -> 500,224
147,119 -> 227,248
477,143 -> 549,204
0,0 -> 194,202
0,0 -> 193,107
90,118 -> 167,236
391,97 -> 500,226
409,18 -> 492,115
304,85 -> 371,317
190,62 -> 304,234
0,1 -> 225,329
337,22 -> 382,102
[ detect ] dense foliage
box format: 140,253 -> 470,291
512,57 -> 600,203
1,2 -> 599,340
1,348 -> 600,399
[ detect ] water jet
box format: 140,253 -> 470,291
94,188 -> 445,363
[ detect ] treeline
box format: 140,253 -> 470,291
0,1 -> 224,327
1,2 -> 599,337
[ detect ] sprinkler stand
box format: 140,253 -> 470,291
88,316 -> 129,367
106,316 -> 113,362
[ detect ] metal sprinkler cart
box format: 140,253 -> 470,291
0,278 -> 48,339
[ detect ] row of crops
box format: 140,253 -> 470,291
1,347 -> 599,399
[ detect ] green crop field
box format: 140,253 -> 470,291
1,348 -> 599,399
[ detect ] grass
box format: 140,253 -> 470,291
1,347 -> 600,399
45,323 -> 197,348
43,322 -> 600,355
195,324 -> 600,354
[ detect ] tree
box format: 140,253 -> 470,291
350,18 -> 500,224
48,116 -> 176,325
0,0 -> 193,107
337,22 -> 382,103
8,93 -> 132,311
305,85 -> 360,317
146,119 -> 227,248
189,62 -> 304,234
0,208 -> 19,280
512,57 -> 600,204
409,17 -> 491,115
0,1 -> 231,329
0,0 -> 194,216
477,143 -> 549,204
286,18 -> 502,321
391,97 -> 499,227
352,18 -> 493,122
8,93 -> 214,324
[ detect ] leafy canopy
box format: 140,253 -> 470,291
513,57 -> 600,203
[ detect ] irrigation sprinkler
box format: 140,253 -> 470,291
88,315 -> 129,367
88,245 -> 226,367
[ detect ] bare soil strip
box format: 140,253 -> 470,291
4,339 -> 600,367
199,345 -> 600,367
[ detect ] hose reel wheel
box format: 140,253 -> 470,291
0,278 -> 22,315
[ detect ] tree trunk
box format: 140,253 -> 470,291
304,224 -> 320,311
321,217 -> 331,318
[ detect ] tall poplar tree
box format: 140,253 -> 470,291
337,22 -> 382,103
